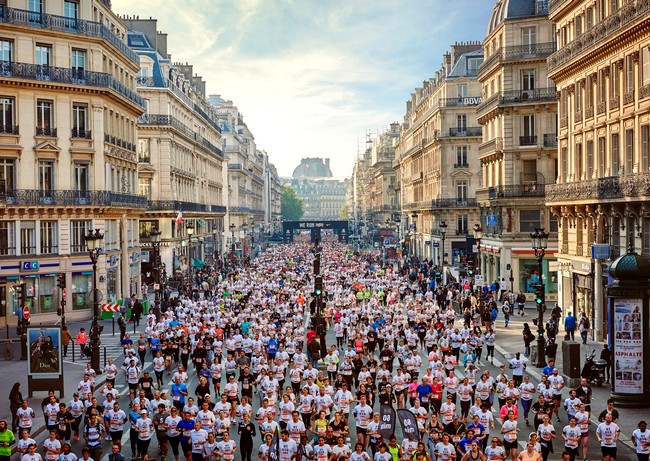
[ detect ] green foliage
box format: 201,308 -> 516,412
281,185 -> 304,221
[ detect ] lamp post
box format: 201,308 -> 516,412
186,222 -> 194,287
439,220 -> 448,267
411,211 -> 418,258
473,223 -> 483,276
150,228 -> 162,320
530,227 -> 550,368
229,223 -> 236,260
84,229 -> 104,372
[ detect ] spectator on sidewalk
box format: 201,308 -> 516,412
9,383 -> 23,433
61,327 -> 72,358
74,329 -> 89,359
563,312 -> 576,341
600,344 -> 612,384
545,339 -> 558,363
578,313 -> 590,345
522,324 -> 534,358
516,291 -> 527,316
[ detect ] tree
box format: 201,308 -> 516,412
339,205 -> 350,220
281,185 -> 304,221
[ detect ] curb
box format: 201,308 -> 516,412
493,343 -> 636,451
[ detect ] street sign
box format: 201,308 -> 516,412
396,243 -> 401,249
425,241 -> 431,246
23,306 -> 30,319
384,239 -> 390,247
591,243 -> 611,260
474,275 -> 484,285
433,242 -> 440,248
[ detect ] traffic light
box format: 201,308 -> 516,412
534,283 -> 545,308
57,273 -> 66,289
314,276 -> 323,297
467,261 -> 474,277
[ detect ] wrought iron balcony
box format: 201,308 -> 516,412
71,129 -> 91,139
5,189 -> 147,207
439,96 -> 483,107
432,198 -> 478,208
501,87 -> 557,104
486,183 -> 546,199
0,61 -> 145,109
449,127 -> 482,137
520,135 -> 538,146
0,5 -> 138,64
548,1 -> 650,72
547,173 -> 650,202
35,127 -> 57,137
138,114 -> 223,158
147,200 -> 226,214
543,134 -> 558,147
503,41 -> 556,61
0,125 -> 18,135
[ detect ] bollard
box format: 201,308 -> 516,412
72,342 -> 75,363
103,346 -> 107,368
133,318 -> 136,334
112,318 -> 115,336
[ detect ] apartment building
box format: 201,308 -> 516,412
476,0 -> 558,296
395,43 -> 484,265
0,0 -> 146,326
123,18 -> 226,281
546,0 -> 650,338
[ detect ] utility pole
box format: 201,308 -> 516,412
313,239 -> 327,358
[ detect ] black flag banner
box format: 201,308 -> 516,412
397,409 -> 420,442
379,404 -> 396,440
269,428 -> 280,461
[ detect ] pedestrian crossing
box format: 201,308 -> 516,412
62,329 -> 144,368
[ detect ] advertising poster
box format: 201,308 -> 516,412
613,299 -> 643,393
27,327 -> 62,377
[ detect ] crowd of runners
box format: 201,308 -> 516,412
2,237 -> 650,461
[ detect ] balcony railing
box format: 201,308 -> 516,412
503,41 -> 556,61
138,114 -> 223,158
547,173 -> 650,202
35,127 -> 57,137
543,133 -> 558,147
147,200 -> 226,214
432,198 -> 478,208
487,183 -> 546,199
71,129 -> 91,139
0,125 -> 18,135
5,189 -> 147,207
519,135 -> 538,146
0,60 -> 145,109
104,133 -> 135,152
548,1 -> 650,72
0,6 -> 138,64
449,127 -> 482,137
439,96 -> 483,107
501,87 -> 557,104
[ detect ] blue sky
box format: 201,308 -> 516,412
114,0 -> 494,177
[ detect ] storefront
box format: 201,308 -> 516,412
572,259 -> 593,320
518,258 -> 558,296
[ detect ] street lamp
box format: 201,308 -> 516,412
530,227 -> 550,368
84,229 -> 104,372
186,222 -> 194,287
150,228 -> 162,320
229,223 -> 236,260
439,220 -> 448,267
473,223 -> 483,276
411,211 -> 418,258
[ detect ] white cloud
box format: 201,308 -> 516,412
114,0 -> 493,177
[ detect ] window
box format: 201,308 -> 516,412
575,15 -> 583,37
575,143 -> 583,179
73,163 -> 88,192
456,180 -> 468,201
610,0 -> 618,13
0,158 -> 14,190
138,139 -> 150,163
522,160 -> 537,182
0,39 -> 12,64
71,49 -> 85,79
598,68 -> 607,103
612,133 -> 620,175
586,75 -> 594,109
38,161 -> 54,191
522,27 -> 536,49
520,210 -> 541,233
28,0 -> 42,22
598,137 -> 606,176
35,44 -> 50,67
586,7 -> 594,30
626,129 -> 634,174
456,84 -> 467,98
456,146 -> 468,167
561,89 -> 568,117
70,220 -> 90,253
522,70 -> 535,91
611,62 -> 619,97
522,114 -> 536,145
64,0 -> 78,28
104,219 -> 118,252
457,114 -> 467,130
0,97 -> 15,132
40,221 -> 57,254
575,82 -> 582,113
642,126 -> 649,171
626,54 -> 634,93
72,103 -> 87,137
20,221 -> 36,255
466,58 -> 480,76
643,46 -> 650,87
549,214 -> 558,233
0,221 -> 15,255
139,178 -> 151,199
561,147 -> 568,181
36,100 -> 53,135
586,140 -> 594,179
457,214 -> 468,235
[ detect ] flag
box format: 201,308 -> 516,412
379,404 -> 396,440
268,428 -> 280,461
175,207 -> 183,226
397,409 -> 420,442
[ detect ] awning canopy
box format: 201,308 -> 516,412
192,258 -> 205,268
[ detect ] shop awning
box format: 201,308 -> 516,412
192,258 -> 204,268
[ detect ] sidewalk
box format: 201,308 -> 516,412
492,308 -> 641,450
0,317 -> 130,442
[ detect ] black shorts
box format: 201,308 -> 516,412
356,427 -> 367,435
181,441 -> 191,453
128,383 -> 138,390
552,394 -> 562,402
212,378 -> 220,384
504,440 -> 518,450
156,432 -> 168,444
110,430 -> 123,441
601,446 -> 617,458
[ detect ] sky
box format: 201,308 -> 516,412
114,0 -> 494,177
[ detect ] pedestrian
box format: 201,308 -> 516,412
516,291 -> 527,316
522,324 -> 534,358
238,413 -> 256,461
600,344 -> 612,383
74,328 -> 89,359
130,295 -> 142,327
578,313 -> 590,344
545,339 -> 557,363
117,314 -> 127,343
9,383 -> 23,433
61,326 -> 72,358
502,301 -> 511,328
563,312 -> 576,341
